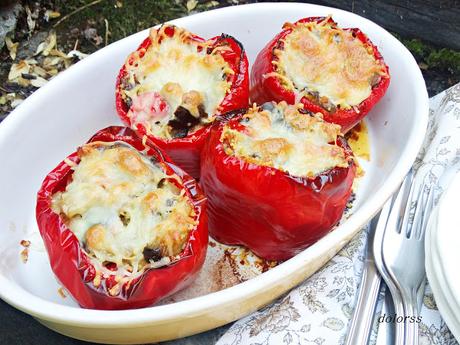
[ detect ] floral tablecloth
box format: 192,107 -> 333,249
217,84 -> 460,345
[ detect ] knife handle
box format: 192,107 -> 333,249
344,258 -> 382,345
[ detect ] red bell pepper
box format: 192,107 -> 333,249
116,25 -> 249,178
36,126 -> 208,310
250,16 -> 390,133
200,105 -> 355,261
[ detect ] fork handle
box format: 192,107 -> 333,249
384,278 -> 405,345
344,261 -> 381,345
402,290 -> 420,345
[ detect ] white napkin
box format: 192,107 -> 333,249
217,83 -> 460,345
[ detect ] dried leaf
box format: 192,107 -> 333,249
43,56 -> 63,67
25,6 -> 36,32
30,76 -> 48,88
115,1 -> 123,8
5,93 -> 16,101
44,10 -> 61,21
8,61 -> 31,81
64,59 -> 72,69
50,48 -> 68,59
67,50 -> 89,60
46,68 -> 59,76
206,1 -> 219,7
16,77 -> 31,87
186,0 -> 198,12
0,96 -> 7,105
35,41 -> 46,56
33,65 -> 48,78
43,32 -> 57,56
11,97 -> 24,108
36,32 -> 57,56
5,37 -> 18,60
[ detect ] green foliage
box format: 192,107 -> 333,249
426,49 -> 460,73
393,33 -> 460,73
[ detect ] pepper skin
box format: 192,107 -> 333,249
200,109 -> 355,261
36,126 -> 208,310
116,25 -> 249,178
250,17 -> 390,133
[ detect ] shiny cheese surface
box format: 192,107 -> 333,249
51,142 -> 196,273
275,19 -> 387,109
221,102 -> 349,178
122,26 -> 232,138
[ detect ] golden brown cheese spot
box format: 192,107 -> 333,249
117,150 -> 149,176
85,224 -> 108,253
121,25 -> 232,139
284,105 -> 314,130
221,102 -> 350,177
275,19 -> 387,109
252,138 -> 292,165
51,142 -> 196,275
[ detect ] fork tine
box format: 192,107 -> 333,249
399,172 -> 418,236
419,183 -> 435,240
408,181 -> 435,240
407,182 -> 425,239
385,170 -> 414,235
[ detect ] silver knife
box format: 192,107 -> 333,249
344,199 -> 393,345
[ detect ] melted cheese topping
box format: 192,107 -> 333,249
221,102 -> 350,178
51,142 -> 196,274
121,25 -> 233,139
274,19 -> 387,109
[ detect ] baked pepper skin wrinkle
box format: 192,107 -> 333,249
116,26 -> 249,179
250,17 -> 390,133
200,111 -> 355,261
36,126 -> 208,310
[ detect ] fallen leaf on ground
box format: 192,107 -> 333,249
36,31 -> 57,56
67,50 -> 89,60
5,37 -> 18,60
30,76 -> 48,88
8,61 -> 31,81
25,5 -> 36,32
44,10 -> 61,21
186,0 -> 198,12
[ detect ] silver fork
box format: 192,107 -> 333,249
382,171 -> 435,345
374,176 -> 411,345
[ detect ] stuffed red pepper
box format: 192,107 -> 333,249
36,126 -> 207,310
251,16 -> 390,133
201,102 -> 355,261
116,25 -> 249,178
